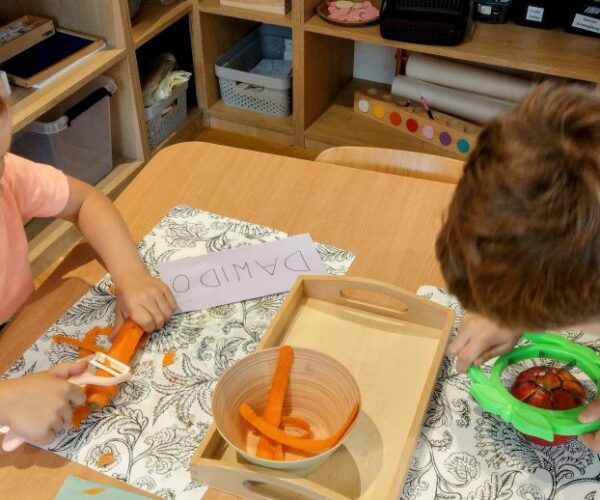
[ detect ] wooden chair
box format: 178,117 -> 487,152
315,146 -> 465,184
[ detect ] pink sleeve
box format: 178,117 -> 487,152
3,153 -> 70,220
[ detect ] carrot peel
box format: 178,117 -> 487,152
256,345 -> 294,459
52,335 -> 107,355
240,402 -> 359,453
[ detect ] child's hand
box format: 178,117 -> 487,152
113,271 -> 177,336
451,312 -> 522,373
578,400 -> 600,451
0,361 -> 87,445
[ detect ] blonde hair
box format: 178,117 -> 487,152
436,82 -> 600,330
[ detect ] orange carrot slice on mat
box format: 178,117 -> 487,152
72,405 -> 92,428
240,402 -> 359,453
256,345 -> 294,459
162,351 -> 176,367
97,452 -> 115,467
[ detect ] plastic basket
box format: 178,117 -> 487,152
128,0 -> 142,18
12,76 -> 117,185
144,81 -> 188,149
214,24 -> 292,118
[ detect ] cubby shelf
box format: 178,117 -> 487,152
131,0 -> 194,49
210,100 -> 294,135
198,0 -> 292,27
303,16 -> 600,83
11,48 -> 126,133
304,79 -> 464,159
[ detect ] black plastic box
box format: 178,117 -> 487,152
380,0 -> 471,46
511,0 -> 565,29
564,1 -> 600,37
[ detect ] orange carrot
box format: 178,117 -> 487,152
86,319 -> 145,409
97,452 -> 115,467
72,405 -> 92,428
82,488 -> 105,495
281,416 -> 313,439
52,335 -> 107,355
240,402 -> 359,453
162,351 -> 176,367
256,346 -> 294,459
80,327 -> 102,358
273,444 -> 284,461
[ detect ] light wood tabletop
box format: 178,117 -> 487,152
0,142 -> 455,499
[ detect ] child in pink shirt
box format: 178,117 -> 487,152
0,94 -> 176,445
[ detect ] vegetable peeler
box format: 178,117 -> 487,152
0,352 -> 131,452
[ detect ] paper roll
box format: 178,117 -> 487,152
391,75 -> 514,124
406,53 -> 532,103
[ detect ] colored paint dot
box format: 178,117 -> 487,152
457,139 -> 471,153
439,132 -> 452,146
358,99 -> 369,113
422,125 -> 435,139
406,118 -> 418,132
373,105 -> 385,119
389,112 -> 402,126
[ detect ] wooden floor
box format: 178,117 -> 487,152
32,128 -> 318,287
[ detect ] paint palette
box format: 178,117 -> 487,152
354,88 -> 481,158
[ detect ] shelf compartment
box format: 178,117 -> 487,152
131,0 -> 193,49
151,106 -> 204,153
11,48 -> 126,133
197,0 -> 292,27
210,99 -> 294,135
304,16 -> 600,83
304,79 -> 465,159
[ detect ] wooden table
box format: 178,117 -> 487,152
0,142 -> 455,499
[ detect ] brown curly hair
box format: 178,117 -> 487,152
436,82 -> 600,330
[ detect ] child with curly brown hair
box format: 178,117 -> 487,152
436,82 -> 600,450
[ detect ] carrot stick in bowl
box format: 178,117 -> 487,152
240,402 -> 359,453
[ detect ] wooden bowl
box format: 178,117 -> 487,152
212,346 -> 361,474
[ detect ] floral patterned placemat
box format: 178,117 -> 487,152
2,206 -> 355,500
404,287 -> 600,500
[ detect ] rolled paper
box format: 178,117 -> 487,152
391,75 -> 514,124
406,53 -> 533,103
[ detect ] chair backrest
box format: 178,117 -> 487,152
316,146 -> 464,184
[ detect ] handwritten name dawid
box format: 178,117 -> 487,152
171,250 -> 312,292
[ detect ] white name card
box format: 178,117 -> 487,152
158,234 -> 327,312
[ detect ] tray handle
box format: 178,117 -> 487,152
193,460 -> 341,500
302,276 -> 450,326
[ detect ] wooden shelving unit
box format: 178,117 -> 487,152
193,0 -> 600,156
197,0 -> 292,27
0,0 -> 203,282
131,0 -> 194,48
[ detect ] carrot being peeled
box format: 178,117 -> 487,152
52,335 -> 106,355
86,319 -> 145,409
256,345 -> 294,459
240,402 -> 359,453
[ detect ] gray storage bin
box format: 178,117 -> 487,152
215,24 -> 292,118
144,80 -> 188,149
12,76 -> 117,185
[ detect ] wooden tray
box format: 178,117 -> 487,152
0,15 -> 55,63
191,276 -> 454,499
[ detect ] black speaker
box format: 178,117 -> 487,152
380,0 -> 472,46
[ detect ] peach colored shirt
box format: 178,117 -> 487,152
0,153 -> 69,322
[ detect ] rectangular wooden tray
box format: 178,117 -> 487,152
0,15 -> 55,63
191,276 -> 454,499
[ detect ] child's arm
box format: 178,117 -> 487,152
57,176 -> 177,333
0,361 -> 86,444
451,312 -> 522,372
579,405 -> 600,452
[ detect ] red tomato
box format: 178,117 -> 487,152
510,366 -> 587,446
